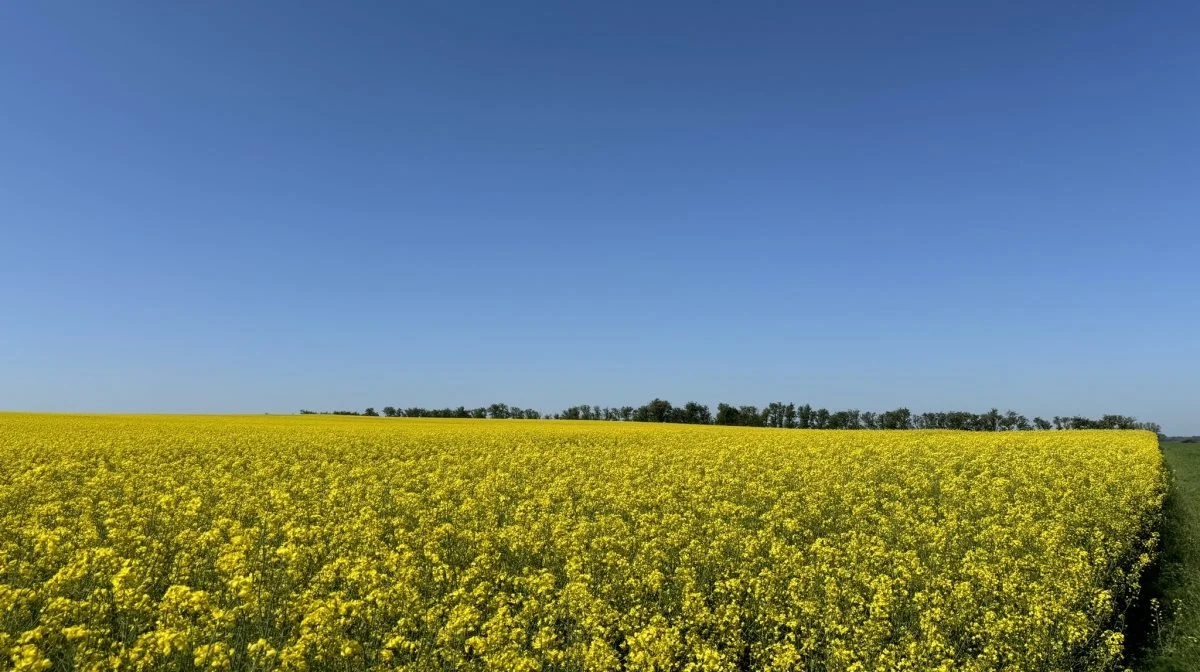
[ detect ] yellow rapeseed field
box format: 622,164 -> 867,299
0,414 -> 1164,671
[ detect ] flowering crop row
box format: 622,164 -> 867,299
0,414 -> 1164,670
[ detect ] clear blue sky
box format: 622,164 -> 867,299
2,2 -> 1198,432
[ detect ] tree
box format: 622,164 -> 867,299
766,402 -> 806,428
559,405 -> 584,420
764,402 -> 784,428
1098,414 -> 1137,430
302,400 -> 1158,435
715,403 -> 740,426
941,411 -> 973,430
999,410 -> 1021,431
1067,416 -> 1092,430
797,404 -> 813,429
633,399 -> 675,423
880,407 -> 912,430
680,401 -> 712,424
828,409 -> 861,429
715,404 -> 764,427
488,403 -> 510,419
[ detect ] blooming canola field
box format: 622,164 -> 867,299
0,414 -> 1165,671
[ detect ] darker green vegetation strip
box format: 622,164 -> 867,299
302,399 -> 1161,433
1131,443 -> 1200,671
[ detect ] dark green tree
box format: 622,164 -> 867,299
880,407 -> 912,430
680,401 -> 712,424
488,403 -> 510,419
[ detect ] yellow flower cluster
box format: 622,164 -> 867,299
0,414 -> 1164,671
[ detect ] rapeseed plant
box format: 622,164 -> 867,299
0,414 -> 1164,670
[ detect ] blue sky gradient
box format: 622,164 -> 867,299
2,2 -> 1198,431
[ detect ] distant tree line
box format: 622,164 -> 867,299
299,403 -> 542,420
299,400 -> 1159,433
557,400 -> 713,423
553,399 -> 1160,433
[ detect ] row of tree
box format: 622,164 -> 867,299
556,400 -> 1160,432
558,400 -> 714,423
299,404 -> 543,420
300,400 -> 1159,433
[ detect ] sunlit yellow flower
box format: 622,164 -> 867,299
0,414 -> 1164,670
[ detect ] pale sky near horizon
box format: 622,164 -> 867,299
2,2 -> 1198,433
